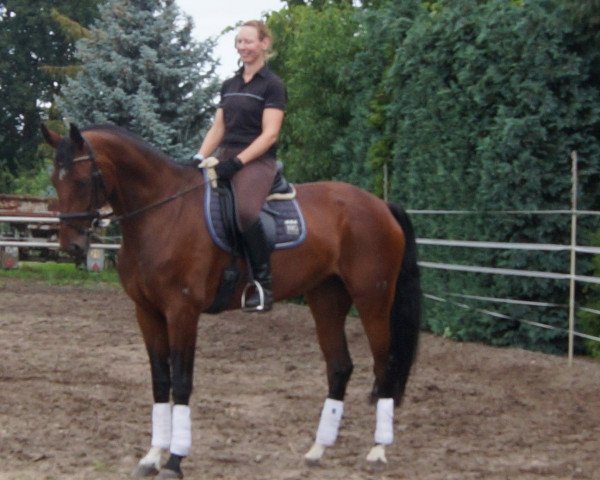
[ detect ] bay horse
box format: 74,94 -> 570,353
41,123 -> 421,479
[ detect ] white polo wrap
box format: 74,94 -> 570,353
170,405 -> 192,456
374,398 -> 394,445
151,403 -> 172,449
315,398 -> 344,446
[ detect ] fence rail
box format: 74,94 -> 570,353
0,240 -> 120,250
0,214 -> 120,253
417,237 -> 600,255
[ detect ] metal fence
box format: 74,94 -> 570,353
409,151 -> 600,365
3,211 -> 598,364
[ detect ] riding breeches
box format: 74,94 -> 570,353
217,147 -> 277,231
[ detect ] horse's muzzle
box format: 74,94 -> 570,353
60,230 -> 90,261
66,241 -> 87,258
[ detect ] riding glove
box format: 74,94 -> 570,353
215,157 -> 244,180
189,153 -> 205,166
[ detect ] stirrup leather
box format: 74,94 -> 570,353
241,280 -> 267,312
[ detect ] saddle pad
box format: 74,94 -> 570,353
202,169 -> 307,253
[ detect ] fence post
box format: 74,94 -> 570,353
383,162 -> 389,202
568,151 -> 578,366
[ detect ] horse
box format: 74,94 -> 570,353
41,123 -> 421,479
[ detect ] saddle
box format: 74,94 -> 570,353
201,160 -> 306,253
199,159 -> 306,313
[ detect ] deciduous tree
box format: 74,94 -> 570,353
0,0 -> 100,191
268,3 -> 359,181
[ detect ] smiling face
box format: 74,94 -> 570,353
235,25 -> 269,67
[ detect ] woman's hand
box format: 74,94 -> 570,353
215,157 -> 244,180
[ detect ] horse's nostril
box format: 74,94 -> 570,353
68,243 -> 84,257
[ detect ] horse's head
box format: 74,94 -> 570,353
41,123 -> 107,258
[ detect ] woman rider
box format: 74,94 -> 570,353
193,20 -> 287,312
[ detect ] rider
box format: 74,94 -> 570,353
193,20 -> 287,312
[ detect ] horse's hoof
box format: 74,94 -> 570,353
366,444 -> 387,464
131,463 -> 159,478
304,442 -> 325,466
155,468 -> 184,479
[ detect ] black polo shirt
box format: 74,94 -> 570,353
219,65 -> 287,156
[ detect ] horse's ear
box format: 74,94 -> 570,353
69,123 -> 85,149
41,124 -> 62,148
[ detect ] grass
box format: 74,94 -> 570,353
92,459 -> 116,473
0,261 -> 120,286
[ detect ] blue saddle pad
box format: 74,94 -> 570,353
202,169 -> 307,253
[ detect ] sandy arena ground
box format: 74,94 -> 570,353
1,278 -> 599,480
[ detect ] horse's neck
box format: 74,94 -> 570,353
100,140 -> 188,217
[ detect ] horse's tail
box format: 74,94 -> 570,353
386,203 -> 421,406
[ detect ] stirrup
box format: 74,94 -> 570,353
241,280 -> 267,312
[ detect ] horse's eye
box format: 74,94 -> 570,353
75,179 -> 90,190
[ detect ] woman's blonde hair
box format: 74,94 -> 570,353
239,20 -> 275,60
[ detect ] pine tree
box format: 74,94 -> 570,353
57,0 -> 219,159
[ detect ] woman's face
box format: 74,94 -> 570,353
235,26 -> 268,66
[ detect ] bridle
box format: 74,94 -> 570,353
57,138 -> 109,237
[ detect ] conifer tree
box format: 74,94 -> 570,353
57,0 -> 219,159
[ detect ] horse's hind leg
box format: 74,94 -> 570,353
354,291 -> 402,465
303,276 -> 353,465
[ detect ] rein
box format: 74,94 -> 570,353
59,183 -> 204,224
110,182 -> 204,224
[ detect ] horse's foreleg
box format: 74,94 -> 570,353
157,311 -> 199,480
131,305 -> 172,478
304,279 -> 353,465
136,355 -> 173,475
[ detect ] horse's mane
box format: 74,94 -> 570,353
82,124 -> 179,166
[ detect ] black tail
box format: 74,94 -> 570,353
386,203 -> 421,406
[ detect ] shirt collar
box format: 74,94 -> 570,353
256,64 -> 269,78
235,64 -> 269,80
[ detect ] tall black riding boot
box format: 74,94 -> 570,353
241,220 -> 273,312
